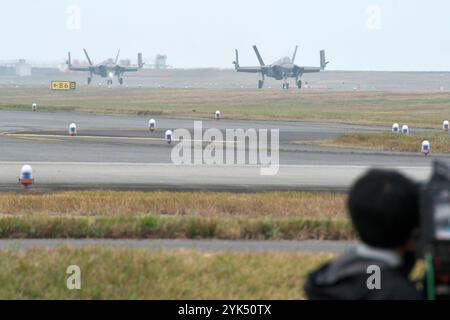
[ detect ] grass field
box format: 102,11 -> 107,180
2,87 -> 450,127
0,247 -> 425,299
299,131 -> 450,153
0,247 -> 334,299
0,191 -> 353,240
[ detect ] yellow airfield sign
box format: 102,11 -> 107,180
51,81 -> 76,90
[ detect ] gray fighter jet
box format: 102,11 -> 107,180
67,49 -> 144,85
233,45 -> 328,89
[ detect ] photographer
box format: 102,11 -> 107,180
304,170 -> 424,299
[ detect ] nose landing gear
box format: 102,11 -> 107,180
282,76 -> 290,89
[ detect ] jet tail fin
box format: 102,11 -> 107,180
83,49 -> 94,66
292,46 -> 298,64
320,50 -> 329,70
138,53 -> 144,68
253,45 -> 265,66
233,49 -> 239,69
114,49 -> 121,65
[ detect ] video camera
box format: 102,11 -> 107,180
420,161 -> 450,300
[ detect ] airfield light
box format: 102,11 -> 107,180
32,103 -> 38,111
19,165 -> 34,189
148,119 -> 156,132
401,125 -> 409,134
215,110 -> 221,120
422,140 -> 430,156
69,123 -> 77,136
392,123 -> 399,133
443,120 -> 449,131
165,130 -> 173,144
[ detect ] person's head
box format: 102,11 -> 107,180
348,169 -> 420,252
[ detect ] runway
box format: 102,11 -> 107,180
0,239 -> 356,253
0,162 -> 432,192
7,70 -> 450,92
0,110 -> 443,191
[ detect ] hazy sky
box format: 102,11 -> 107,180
0,0 -> 449,71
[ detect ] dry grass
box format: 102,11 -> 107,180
0,191 -> 347,219
302,131 -> 450,153
0,191 -> 352,240
2,87 -> 450,127
0,215 -> 353,240
0,247 -> 335,299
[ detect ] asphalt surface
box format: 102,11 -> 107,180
0,239 -> 356,253
0,110 -> 444,191
0,162 -> 432,192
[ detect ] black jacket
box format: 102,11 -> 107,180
304,250 -> 423,300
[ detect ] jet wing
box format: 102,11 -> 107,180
68,66 -> 93,72
299,66 -> 322,73
236,66 -> 262,73
120,66 -> 140,72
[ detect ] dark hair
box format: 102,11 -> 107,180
347,169 -> 420,249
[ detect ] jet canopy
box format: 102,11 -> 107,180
274,57 -> 292,65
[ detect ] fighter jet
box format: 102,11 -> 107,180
67,49 -> 144,85
233,45 -> 328,89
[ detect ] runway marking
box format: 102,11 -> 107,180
4,133 -> 238,144
12,136 -> 64,142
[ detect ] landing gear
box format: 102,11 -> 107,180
282,76 -> 290,90
118,78 -> 123,85
258,80 -> 264,89
297,80 -> 302,89
87,77 -> 92,85
107,79 -> 113,86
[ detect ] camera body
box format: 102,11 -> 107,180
420,161 -> 450,299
